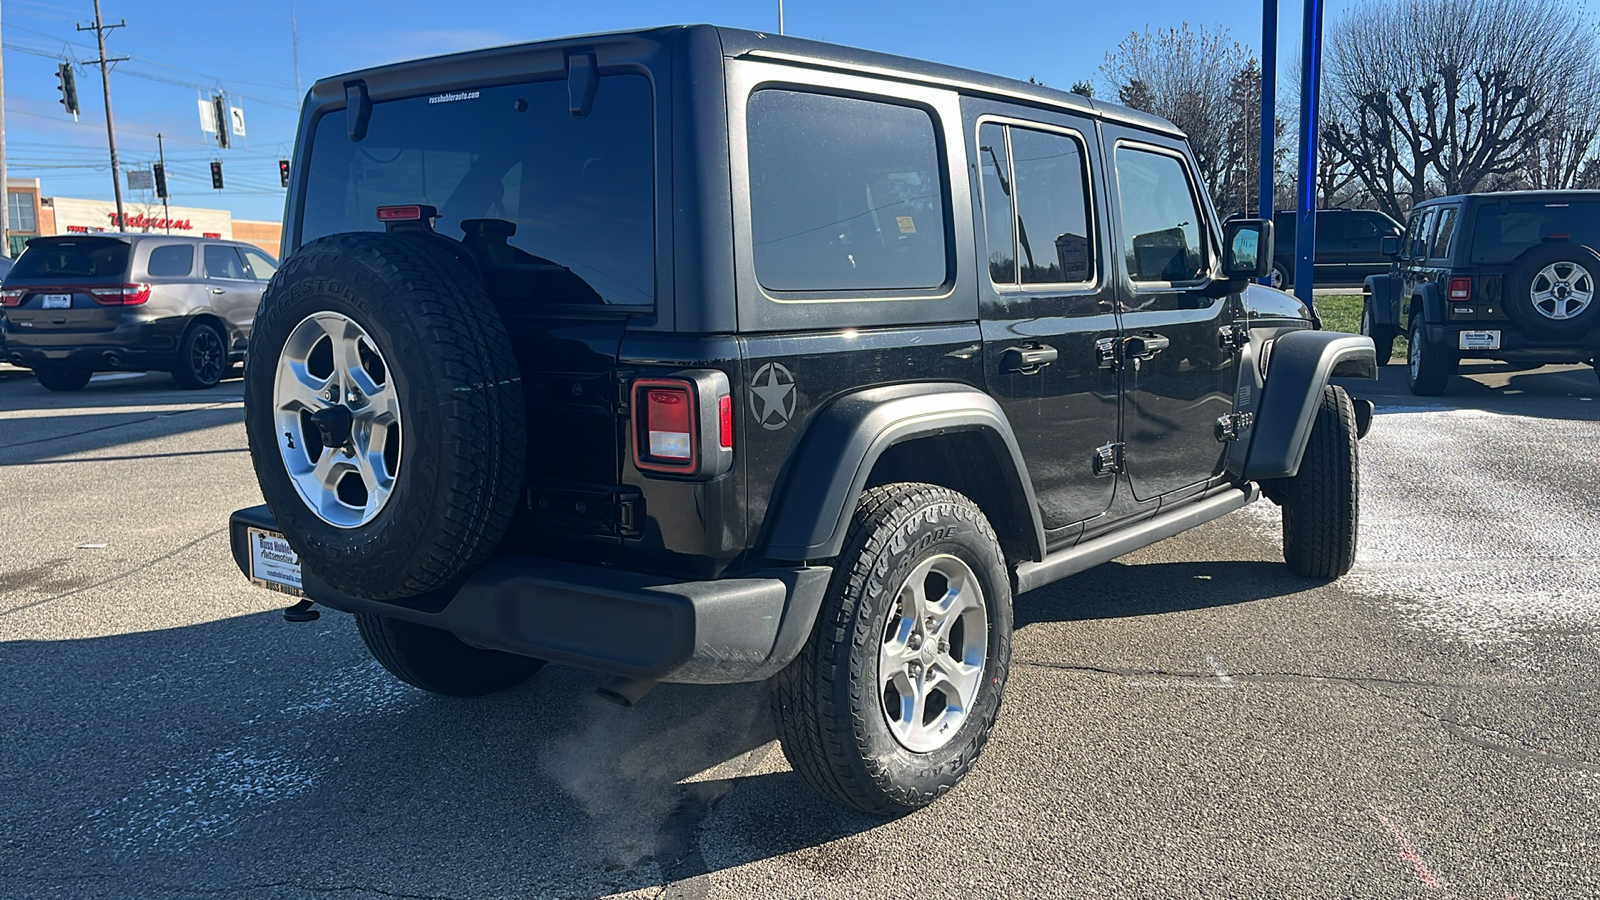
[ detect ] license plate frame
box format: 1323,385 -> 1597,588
41,294 -> 71,309
1458,330 -> 1501,351
246,527 -> 304,598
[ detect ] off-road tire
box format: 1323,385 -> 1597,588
768,483 -> 1013,815
33,366 -> 92,392
1361,303 -> 1396,366
171,321 -> 227,390
355,613 -> 544,697
1279,384 -> 1359,579
244,232 -> 526,600
1270,262 -> 1290,291
1504,242 -> 1600,338
1406,317 -> 1456,396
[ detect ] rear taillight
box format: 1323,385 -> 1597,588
89,283 -> 151,306
0,289 -> 23,307
1447,277 -> 1472,302
631,373 -> 734,478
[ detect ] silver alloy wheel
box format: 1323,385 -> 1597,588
1529,261 -> 1594,320
878,553 -> 989,753
273,311 -> 401,528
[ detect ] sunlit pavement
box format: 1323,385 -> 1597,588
2,361 -> 1597,899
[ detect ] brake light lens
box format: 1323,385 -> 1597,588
0,289 -> 23,307
376,205 -> 423,221
718,395 -> 733,450
646,388 -> 693,460
89,283 -> 152,306
631,375 -> 733,477
1447,277 -> 1472,301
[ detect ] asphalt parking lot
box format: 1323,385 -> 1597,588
2,360 -> 1597,900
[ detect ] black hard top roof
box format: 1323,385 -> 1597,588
314,23 -> 1184,139
1417,189 -> 1600,208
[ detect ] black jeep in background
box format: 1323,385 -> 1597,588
226,25 -> 1375,814
1362,190 -> 1600,394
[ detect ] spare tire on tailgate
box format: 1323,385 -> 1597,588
244,232 -> 526,600
1503,241 -> 1600,338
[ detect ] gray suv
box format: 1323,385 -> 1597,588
0,233 -> 278,391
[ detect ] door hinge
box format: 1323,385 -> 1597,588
1215,412 -> 1254,442
1096,337 -> 1120,370
1218,323 -> 1250,352
1093,441 -> 1123,477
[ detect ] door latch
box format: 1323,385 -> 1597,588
1093,441 -> 1123,477
1096,337 -> 1119,370
1218,324 -> 1250,352
1215,412 -> 1254,442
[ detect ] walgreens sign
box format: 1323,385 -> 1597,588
108,212 -> 194,231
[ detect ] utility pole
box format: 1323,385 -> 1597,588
1,3 -> 9,258
78,0 -> 128,231
291,1 -> 302,101
157,133 -> 170,234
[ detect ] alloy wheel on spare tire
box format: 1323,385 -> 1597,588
243,232 -> 526,600
172,321 -> 227,389
1504,242 -> 1600,338
768,483 -> 1012,815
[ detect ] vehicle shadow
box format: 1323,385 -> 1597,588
0,610 -> 878,897
0,373 -> 244,466
1339,362 -> 1599,421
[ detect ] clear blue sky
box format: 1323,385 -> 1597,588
5,0 -> 1369,222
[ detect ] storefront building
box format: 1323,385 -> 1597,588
3,180 -> 281,258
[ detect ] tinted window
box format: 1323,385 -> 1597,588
145,244 -> 195,277
1470,201 -> 1600,265
1115,147 -> 1207,283
978,123 -> 1015,284
205,245 -> 248,279
1406,209 -> 1436,259
240,247 -> 279,281
1344,214 -> 1381,239
1011,128 -> 1093,284
9,237 -> 130,280
302,75 -> 655,307
1429,207 -> 1459,258
747,90 -> 947,292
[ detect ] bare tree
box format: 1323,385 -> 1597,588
1324,0 -> 1600,218
1102,24 -> 1261,213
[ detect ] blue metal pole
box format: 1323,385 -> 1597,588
1294,0 -> 1324,316
1259,0 -> 1277,283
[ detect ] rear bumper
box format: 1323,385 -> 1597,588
1421,323 -> 1600,363
228,505 -> 832,684
3,315 -> 185,370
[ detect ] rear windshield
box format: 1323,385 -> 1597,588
299,74 -> 655,308
9,237 -> 131,282
1469,200 -> 1600,265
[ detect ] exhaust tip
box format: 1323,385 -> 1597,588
596,676 -> 658,708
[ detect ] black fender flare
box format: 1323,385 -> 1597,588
762,382 -> 1045,563
1407,283 -> 1445,329
1242,330 -> 1377,481
1363,274 -> 1397,328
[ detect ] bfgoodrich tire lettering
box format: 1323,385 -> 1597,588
768,483 -> 1012,815
243,232 -> 527,600
1277,384 -> 1359,579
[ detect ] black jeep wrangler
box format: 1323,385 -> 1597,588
1362,190 -> 1600,394
228,26 -> 1377,814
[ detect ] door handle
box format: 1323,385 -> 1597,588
1000,344 -> 1058,374
1124,333 -> 1169,359
210,288 -> 226,294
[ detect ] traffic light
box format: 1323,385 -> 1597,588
210,161 -> 223,190
56,63 -> 80,116
278,159 -> 290,188
152,163 -> 168,199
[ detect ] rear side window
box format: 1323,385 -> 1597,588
1429,207 -> 1459,258
301,75 -> 655,308
240,247 -> 279,281
145,245 -> 195,277
1114,147 -> 1208,283
746,90 -> 948,292
978,124 -> 1015,283
1011,128 -> 1092,284
10,237 -> 130,280
204,245 -> 248,280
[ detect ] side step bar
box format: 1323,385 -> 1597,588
1014,484 -> 1260,595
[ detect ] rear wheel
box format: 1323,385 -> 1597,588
768,483 -> 1012,815
1270,262 -> 1290,290
34,366 -> 92,392
1361,304 -> 1396,366
355,613 -> 544,697
172,322 -> 227,389
1277,385 -> 1360,579
1406,318 -> 1456,396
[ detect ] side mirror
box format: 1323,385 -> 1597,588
1221,219 -> 1273,280
1381,235 -> 1400,257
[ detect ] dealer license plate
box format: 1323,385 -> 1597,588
41,294 -> 71,309
1458,330 -> 1501,351
247,527 -> 304,598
